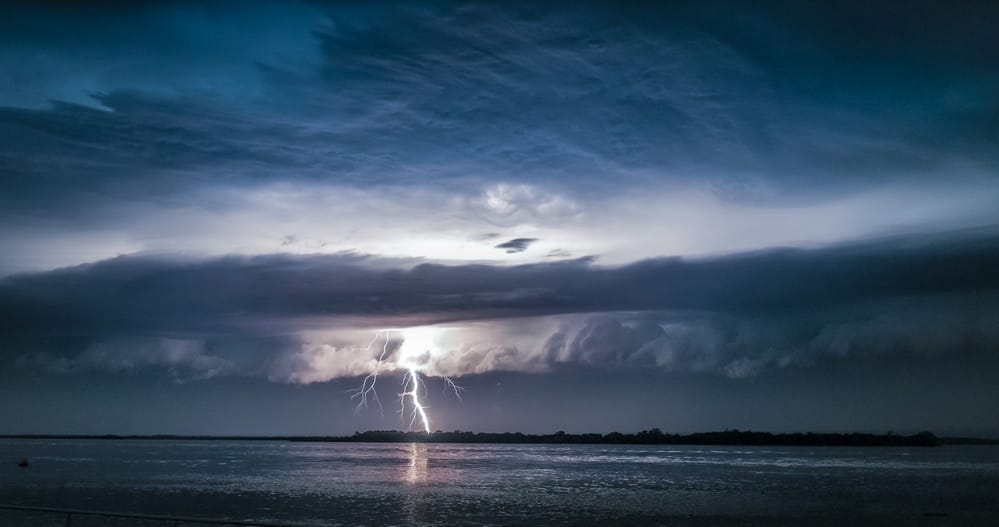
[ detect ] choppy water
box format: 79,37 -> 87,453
1,439 -> 998,526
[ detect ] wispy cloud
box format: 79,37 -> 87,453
495,238 -> 538,254
1,3 -> 998,274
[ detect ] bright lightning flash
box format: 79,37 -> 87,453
402,367 -> 431,433
350,327 -> 462,433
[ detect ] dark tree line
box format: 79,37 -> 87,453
2,430 -> 958,446
292,429 -> 941,446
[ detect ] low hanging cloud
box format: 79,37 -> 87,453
3,228 -> 999,382
16,338 -> 237,383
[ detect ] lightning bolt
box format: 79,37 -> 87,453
349,329 -> 392,416
351,328 -> 462,433
401,367 -> 431,433
442,376 -> 464,401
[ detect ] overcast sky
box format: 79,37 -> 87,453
1,1 -> 997,435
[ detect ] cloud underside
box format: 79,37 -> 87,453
4,229 -> 998,382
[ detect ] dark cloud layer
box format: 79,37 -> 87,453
2,229 -> 998,434
2,228 -> 997,340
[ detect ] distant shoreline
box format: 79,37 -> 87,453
3,429 -> 995,446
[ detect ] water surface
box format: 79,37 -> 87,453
2,439 -> 997,525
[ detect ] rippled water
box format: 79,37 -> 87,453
2,439 -> 998,525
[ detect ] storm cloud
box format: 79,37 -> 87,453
2,1 -> 998,434
3,228 -> 997,383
